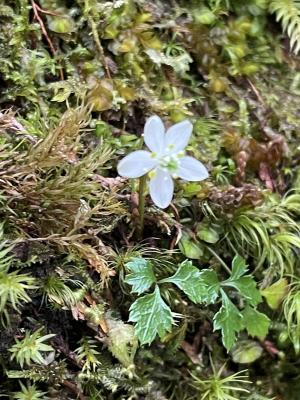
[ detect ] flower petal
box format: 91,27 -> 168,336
177,156 -> 209,181
117,150 -> 157,178
149,168 -> 174,209
165,120 -> 193,153
144,115 -> 165,154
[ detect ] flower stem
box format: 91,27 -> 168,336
137,175 -> 147,238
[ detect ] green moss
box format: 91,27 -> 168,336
1,0 -> 300,398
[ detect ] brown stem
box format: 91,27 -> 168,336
63,380 -> 88,400
88,16 -> 111,79
31,0 -> 64,80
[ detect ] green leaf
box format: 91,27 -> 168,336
124,258 -> 156,295
227,276 -> 262,306
128,286 -> 174,345
231,340 -> 263,364
231,255 -> 248,279
159,261 -> 209,303
48,14 -> 76,34
178,234 -> 203,259
242,305 -> 270,339
196,225 -> 219,244
223,256 -> 261,306
213,291 -> 243,351
193,6 -> 217,25
261,278 -> 288,310
199,269 -> 220,303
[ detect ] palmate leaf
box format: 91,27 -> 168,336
128,286 -> 174,345
212,256 -> 270,350
213,291 -> 243,351
124,257 -> 156,295
159,260 -> 210,303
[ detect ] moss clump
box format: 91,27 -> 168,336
1,1 -> 300,399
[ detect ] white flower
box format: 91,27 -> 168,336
117,115 -> 209,209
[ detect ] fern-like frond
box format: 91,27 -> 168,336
269,0 -> 300,53
7,361 -> 68,384
75,337 -> 102,372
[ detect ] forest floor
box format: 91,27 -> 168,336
1,1 -> 300,399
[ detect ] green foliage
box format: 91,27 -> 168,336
160,260 -> 210,303
283,280 -> 300,353
106,314 -> 138,367
41,274 -> 85,306
214,291 -> 244,351
7,360 -> 67,385
191,361 -> 251,400
214,256 -> 270,350
222,256 -> 262,307
9,329 -> 55,368
269,0 -> 300,53
129,286 -> 174,345
0,238 -> 36,325
75,337 -> 102,372
261,278 -> 288,309
125,256 -> 269,350
231,340 -> 263,364
12,382 -> 47,400
221,194 -> 300,275
241,306 -> 270,339
124,257 -> 156,295
1,0 -> 300,397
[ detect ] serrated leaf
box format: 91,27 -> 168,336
261,278 -> 288,310
227,276 -> 262,306
231,255 -> 248,279
213,291 -> 243,351
242,305 -> 270,339
128,286 -> 174,345
224,256 -> 261,306
125,258 -> 156,295
159,261 -> 209,303
199,269 -> 220,303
